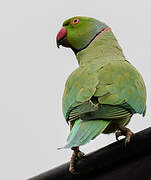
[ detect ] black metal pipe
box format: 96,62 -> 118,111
28,127 -> 151,180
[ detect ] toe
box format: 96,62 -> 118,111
125,131 -> 134,145
125,136 -> 130,144
77,151 -> 85,158
115,131 -> 122,141
69,167 -> 80,174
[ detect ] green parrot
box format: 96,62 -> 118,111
56,16 -> 146,174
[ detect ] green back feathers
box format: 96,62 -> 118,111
62,65 -> 100,119
76,30 -> 125,66
95,60 -> 146,115
63,58 -> 146,120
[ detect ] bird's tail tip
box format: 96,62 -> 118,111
57,145 -> 68,150
57,146 -> 63,150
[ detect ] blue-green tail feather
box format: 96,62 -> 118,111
63,119 -> 110,149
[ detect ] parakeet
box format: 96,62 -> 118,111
56,16 -> 146,174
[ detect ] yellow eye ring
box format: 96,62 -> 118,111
71,18 -> 80,25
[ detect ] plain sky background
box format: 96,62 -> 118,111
0,0 -> 151,179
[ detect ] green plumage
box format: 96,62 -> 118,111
64,119 -> 110,148
59,17 -> 146,149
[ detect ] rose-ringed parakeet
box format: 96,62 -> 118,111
56,16 -> 146,174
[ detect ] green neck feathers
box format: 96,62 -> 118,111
76,30 -> 125,66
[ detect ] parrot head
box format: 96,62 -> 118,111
56,16 -> 110,53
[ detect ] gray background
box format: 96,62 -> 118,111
0,0 -> 151,179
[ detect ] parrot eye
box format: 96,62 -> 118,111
71,18 -> 80,25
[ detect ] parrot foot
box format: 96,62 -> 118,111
115,127 -> 134,144
115,130 -> 122,141
69,147 -> 85,174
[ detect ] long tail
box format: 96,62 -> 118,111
63,119 -> 110,149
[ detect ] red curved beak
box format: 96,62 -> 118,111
56,27 -> 67,48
